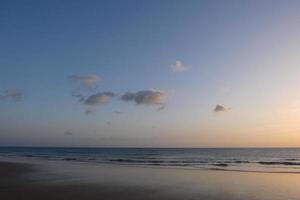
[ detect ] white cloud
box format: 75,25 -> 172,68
171,60 -> 189,72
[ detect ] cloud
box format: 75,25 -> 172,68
71,90 -> 116,115
71,89 -> 86,103
0,89 -> 23,102
85,107 -> 96,115
64,131 -> 73,136
113,111 -> 123,114
214,104 -> 231,112
84,92 -> 116,106
67,74 -> 118,115
171,60 -> 189,72
121,89 -> 168,110
68,74 -> 101,88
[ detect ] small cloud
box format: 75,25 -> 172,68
157,104 -> 166,111
0,89 -> 23,102
113,111 -> 123,114
121,89 -> 168,110
84,92 -> 116,106
71,90 -> 116,115
85,107 -> 96,115
71,89 -> 86,103
67,74 -> 117,115
171,60 -> 189,72
64,131 -> 73,136
68,74 -> 101,88
214,104 -> 231,113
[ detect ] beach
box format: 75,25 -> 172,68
1,159 -> 300,200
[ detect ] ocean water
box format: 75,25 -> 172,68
1,147 -> 300,173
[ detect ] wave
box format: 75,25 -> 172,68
232,160 -> 250,164
258,161 -> 300,166
2,147 -> 300,174
109,159 -> 184,165
6,153 -> 300,168
63,158 -> 77,161
214,163 -> 228,167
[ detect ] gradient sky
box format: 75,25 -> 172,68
1,0 -> 300,147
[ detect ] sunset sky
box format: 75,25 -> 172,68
1,0 -> 300,147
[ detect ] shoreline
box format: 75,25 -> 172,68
2,147 -> 300,175
1,155 -> 300,175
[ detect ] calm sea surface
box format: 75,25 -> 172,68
1,147 -> 300,173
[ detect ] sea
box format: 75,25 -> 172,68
1,147 -> 300,173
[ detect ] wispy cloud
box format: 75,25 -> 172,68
71,88 -> 86,103
113,110 -> 123,114
121,89 -> 168,110
171,60 -> 189,72
68,74 -> 101,88
85,107 -> 96,115
64,131 -> 73,136
0,89 -> 23,102
214,104 -> 231,112
67,74 -> 117,115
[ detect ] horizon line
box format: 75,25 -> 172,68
1,145 -> 300,149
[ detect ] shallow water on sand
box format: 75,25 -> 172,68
2,158 -> 300,200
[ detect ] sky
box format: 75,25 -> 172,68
1,0 -> 300,147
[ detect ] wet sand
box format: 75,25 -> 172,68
0,162 -> 33,176
1,160 -> 300,200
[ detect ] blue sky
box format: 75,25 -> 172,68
1,0 -> 300,147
